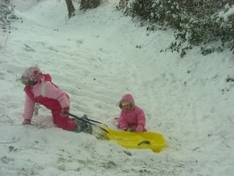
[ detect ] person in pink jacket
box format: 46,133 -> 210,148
21,66 -> 92,134
117,94 -> 147,133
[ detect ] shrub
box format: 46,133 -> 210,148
80,0 -> 101,10
0,0 -> 18,34
119,0 -> 234,56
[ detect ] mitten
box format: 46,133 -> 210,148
135,124 -> 143,133
121,127 -> 128,131
61,107 -> 70,116
22,119 -> 31,125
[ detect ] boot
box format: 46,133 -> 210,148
73,115 -> 93,134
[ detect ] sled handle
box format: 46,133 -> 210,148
138,140 -> 150,146
64,112 -> 109,133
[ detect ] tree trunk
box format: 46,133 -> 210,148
65,0 -> 75,18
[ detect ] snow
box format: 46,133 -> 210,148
0,0 -> 234,175
218,4 -> 234,22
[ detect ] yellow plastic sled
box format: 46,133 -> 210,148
103,125 -> 166,152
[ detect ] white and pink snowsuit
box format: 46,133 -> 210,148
23,74 -> 76,131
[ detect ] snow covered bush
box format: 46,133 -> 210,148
0,0 -> 18,34
119,0 -> 234,56
80,0 -> 101,10
0,0 -> 20,50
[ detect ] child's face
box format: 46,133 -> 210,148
21,76 -> 31,86
122,103 -> 131,112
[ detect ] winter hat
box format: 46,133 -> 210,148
22,66 -> 43,82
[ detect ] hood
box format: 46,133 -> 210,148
118,94 -> 135,109
22,66 -> 43,83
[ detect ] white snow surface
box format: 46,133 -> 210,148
0,0 -> 234,176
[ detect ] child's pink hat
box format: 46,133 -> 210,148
22,66 -> 43,82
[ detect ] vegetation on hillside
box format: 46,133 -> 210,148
118,0 -> 234,57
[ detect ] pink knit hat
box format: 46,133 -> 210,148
22,66 -> 43,82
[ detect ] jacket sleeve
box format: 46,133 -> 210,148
44,82 -> 70,109
136,107 -> 146,127
117,111 -> 129,130
22,94 -> 35,120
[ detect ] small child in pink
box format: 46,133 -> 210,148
21,66 -> 92,134
117,94 -> 147,132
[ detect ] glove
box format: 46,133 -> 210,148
135,124 -> 143,133
121,127 -> 128,131
22,119 -> 31,125
61,107 -> 70,116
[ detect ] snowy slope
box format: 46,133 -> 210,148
0,0 -> 233,175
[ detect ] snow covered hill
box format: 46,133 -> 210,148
0,0 -> 233,175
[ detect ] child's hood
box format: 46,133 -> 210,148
119,94 -> 135,109
43,74 -> 52,81
22,66 -> 42,82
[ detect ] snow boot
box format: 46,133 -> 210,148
73,115 -> 93,134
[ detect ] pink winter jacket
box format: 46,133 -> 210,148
117,94 -> 147,131
23,74 -> 70,120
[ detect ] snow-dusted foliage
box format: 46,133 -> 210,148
0,0 -> 18,34
80,0 -> 101,10
119,0 -> 234,56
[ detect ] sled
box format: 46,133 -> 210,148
103,125 -> 166,152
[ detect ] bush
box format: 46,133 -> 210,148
119,0 -> 234,56
0,0 -> 18,34
80,0 -> 101,10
